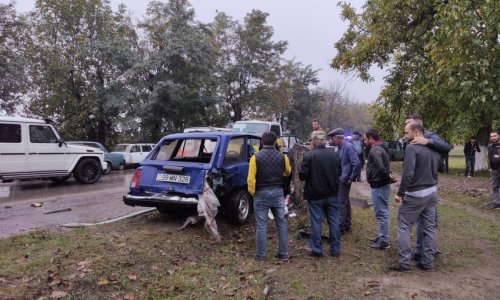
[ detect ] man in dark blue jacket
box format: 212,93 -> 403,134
299,131 -> 342,257
328,128 -> 361,234
463,137 -> 480,177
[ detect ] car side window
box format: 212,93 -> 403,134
142,145 -> 152,152
131,145 -> 141,152
0,124 -> 21,143
29,125 -> 58,143
223,137 -> 245,165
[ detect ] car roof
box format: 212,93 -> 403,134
0,116 -> 50,124
162,131 -> 261,139
234,120 -> 280,125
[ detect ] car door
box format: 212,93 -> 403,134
222,136 -> 259,188
129,145 -> 142,164
27,124 -> 67,172
0,122 -> 26,174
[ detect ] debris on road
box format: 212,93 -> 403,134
44,208 -> 72,214
31,202 -> 43,207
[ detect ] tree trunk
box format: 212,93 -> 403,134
288,143 -> 309,208
475,126 -> 492,170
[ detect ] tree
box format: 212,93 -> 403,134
332,0 -> 499,146
26,0 -> 140,147
135,0 -> 223,141
0,2 -> 27,115
212,10 -> 287,122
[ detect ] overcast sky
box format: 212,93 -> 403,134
5,0 -> 386,103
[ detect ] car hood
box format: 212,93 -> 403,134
66,144 -> 104,155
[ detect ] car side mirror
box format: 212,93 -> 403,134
58,137 -> 65,147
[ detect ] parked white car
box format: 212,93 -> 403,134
0,116 -> 106,184
113,143 -> 155,165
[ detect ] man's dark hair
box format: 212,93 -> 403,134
365,129 -> 380,141
352,130 -> 361,136
409,123 -> 425,133
312,119 -> 320,123
405,114 -> 423,121
261,131 -> 277,146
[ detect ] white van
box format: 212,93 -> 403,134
113,143 -> 155,165
0,116 -> 106,184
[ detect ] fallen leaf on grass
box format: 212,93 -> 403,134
364,290 -> 371,296
50,291 -> 68,299
97,278 -> 110,286
124,293 -> 135,300
167,268 -> 176,276
127,274 -> 138,281
411,292 -> 418,298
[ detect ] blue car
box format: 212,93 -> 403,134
67,141 -> 126,174
123,132 -> 261,225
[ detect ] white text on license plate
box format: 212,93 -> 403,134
156,173 -> 190,184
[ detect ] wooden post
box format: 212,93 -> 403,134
288,143 -> 309,208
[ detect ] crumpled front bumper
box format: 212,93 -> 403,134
123,193 -> 199,207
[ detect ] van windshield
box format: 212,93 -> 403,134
232,123 -> 268,135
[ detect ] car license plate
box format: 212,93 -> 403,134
156,173 -> 190,184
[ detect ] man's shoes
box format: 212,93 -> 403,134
369,240 -> 390,249
369,236 -> 379,243
274,254 -> 289,261
388,263 -> 411,272
330,252 -> 340,257
411,253 -> 422,262
488,203 -> 500,210
308,251 -> 323,258
416,262 -> 435,272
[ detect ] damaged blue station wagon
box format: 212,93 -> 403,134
123,131 -> 261,225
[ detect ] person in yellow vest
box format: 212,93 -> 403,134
248,132 -> 292,261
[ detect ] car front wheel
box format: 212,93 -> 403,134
74,158 -> 102,184
225,189 -> 252,225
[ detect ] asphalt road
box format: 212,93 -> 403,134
0,170 -> 151,238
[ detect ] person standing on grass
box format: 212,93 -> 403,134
248,131 -> 292,261
328,128 -> 361,235
350,130 -> 364,182
404,114 -> 452,261
464,137 -> 481,177
365,129 -> 393,250
392,122 -> 441,272
487,131 -> 500,210
299,131 -> 342,257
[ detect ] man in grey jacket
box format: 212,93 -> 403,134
392,122 -> 441,272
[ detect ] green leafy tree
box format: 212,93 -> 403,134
26,0 -> 140,147
212,10 -> 287,121
0,2 -> 27,115
135,0 -> 223,141
332,0 -> 499,145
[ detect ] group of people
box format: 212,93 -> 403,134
246,116 -> 500,272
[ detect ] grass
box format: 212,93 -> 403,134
1,170 -> 499,298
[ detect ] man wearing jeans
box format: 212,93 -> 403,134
299,131 -> 342,257
364,129 -> 392,249
248,132 -> 291,261
392,123 -> 441,272
329,128 -> 361,234
487,131 -> 500,209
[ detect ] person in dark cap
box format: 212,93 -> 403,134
299,131 -> 342,257
328,128 -> 361,235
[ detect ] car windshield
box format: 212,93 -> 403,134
231,123 -> 268,135
153,138 -> 218,163
114,145 -> 128,152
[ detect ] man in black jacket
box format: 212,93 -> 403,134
487,131 -> 500,210
299,131 -> 342,257
464,137 -> 480,177
365,129 -> 393,249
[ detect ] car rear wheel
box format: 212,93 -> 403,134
225,189 -> 252,225
74,158 -> 102,184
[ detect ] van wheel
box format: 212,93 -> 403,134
50,176 -> 71,184
102,162 -> 111,175
225,190 -> 252,225
74,158 -> 102,184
